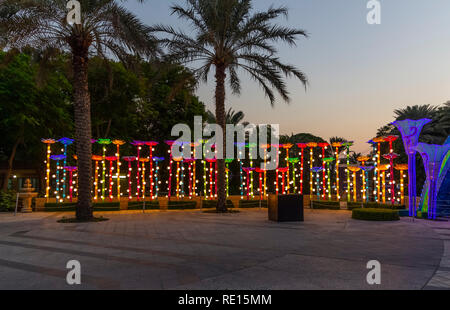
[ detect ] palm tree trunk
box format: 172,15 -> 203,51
71,43 -> 93,221
215,64 -> 227,212
2,135 -> 21,191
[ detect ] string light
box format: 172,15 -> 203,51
112,140 -> 126,200
307,143 -> 318,199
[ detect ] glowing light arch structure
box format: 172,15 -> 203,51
392,119 -> 431,216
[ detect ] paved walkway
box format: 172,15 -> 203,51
0,209 -> 448,290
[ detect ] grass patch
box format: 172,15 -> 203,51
311,200 -> 340,210
202,200 -> 234,209
352,208 -> 400,221
57,216 -> 109,223
168,200 -> 197,210
238,200 -> 268,208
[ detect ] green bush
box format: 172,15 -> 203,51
352,208 -> 400,221
347,202 -> 406,210
44,202 -> 120,212
311,200 -> 340,210
238,200 -> 268,208
416,211 -> 429,219
0,190 -> 16,212
128,201 -> 160,210
202,200 -> 234,209
168,200 -> 197,210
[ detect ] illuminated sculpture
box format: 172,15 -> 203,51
139,158 -> 150,200
288,158 -> 300,194
323,157 -> 335,200
152,157 -> 164,199
342,142 -> 354,201
63,166 -> 77,202
185,158 -> 196,198
378,164 -> 389,203
112,140 -> 125,199
173,157 -> 183,199
131,141 -> 145,200
50,154 -> 66,201
282,144 -> 294,193
372,137 -> 386,202
317,143 -> 329,199
331,142 -> 343,200
243,167 -> 255,200
297,143 -> 308,195
414,143 -> 450,219
41,139 -> 56,200
395,164 -> 408,205
165,141 -> 176,200
225,159 -> 234,197
360,166 -> 374,202
307,143 -> 318,198
105,156 -> 117,201
275,167 -> 289,195
347,166 -> 361,202
311,167 -> 323,201
58,138 -> 74,200
122,156 -> 136,200
145,141 -> 159,199
97,139 -> 112,200
255,168 -> 265,201
92,155 -> 102,200
392,119 -> 431,216
383,153 -> 399,204
205,158 -> 217,200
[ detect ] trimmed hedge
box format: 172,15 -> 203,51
202,200 -> 234,209
127,201 -> 160,210
311,200 -> 340,210
238,200 -> 268,208
44,202 -> 120,212
352,208 -> 400,221
347,202 -> 406,210
168,200 -> 197,210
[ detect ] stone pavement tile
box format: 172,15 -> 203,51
175,253 -> 435,290
426,271 -> 450,289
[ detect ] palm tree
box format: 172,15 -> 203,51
2,0 -> 157,220
152,0 -> 308,211
205,108 -> 249,126
394,104 -> 438,120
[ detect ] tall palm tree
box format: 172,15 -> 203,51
205,108 -> 249,126
152,0 -> 308,211
2,0 -> 157,220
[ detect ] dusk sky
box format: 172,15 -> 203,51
124,0 -> 450,154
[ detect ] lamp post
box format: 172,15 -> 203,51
63,166 -> 77,203
392,119 -> 431,217
378,164 -> 389,203
106,156 -> 117,201
383,153 -> 399,204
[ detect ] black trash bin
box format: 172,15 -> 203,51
268,194 -> 304,222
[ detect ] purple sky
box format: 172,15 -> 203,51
124,0 -> 450,153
